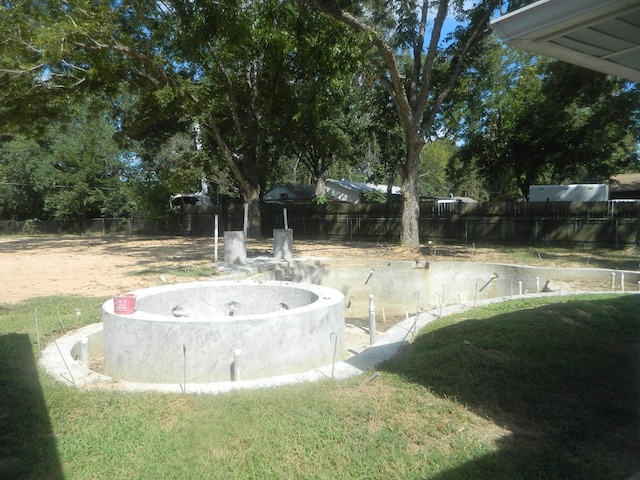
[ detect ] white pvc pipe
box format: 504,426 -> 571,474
369,294 -> 376,345
214,214 -> 219,262
330,334 -> 337,379
80,337 -> 89,367
243,203 -> 248,238
283,207 -> 288,230
182,344 -> 187,394
232,349 -> 242,382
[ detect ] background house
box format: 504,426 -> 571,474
609,173 -> 640,200
263,179 -> 401,204
262,183 -> 316,203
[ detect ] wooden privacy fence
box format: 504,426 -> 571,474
1,201 -> 638,246
169,201 -> 640,246
258,201 -> 640,247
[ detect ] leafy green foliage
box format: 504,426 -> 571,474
0,99 -> 136,221
308,0 -> 514,247
362,189 -> 386,203
420,139 -> 457,198
451,42 -> 640,199
276,4 -> 367,189
0,135 -> 54,220
1,0 -> 370,236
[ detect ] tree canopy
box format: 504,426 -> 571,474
1,0 -> 365,237
0,98 -> 136,222
306,0 -> 527,248
2,0 -> 638,240
450,41 -> 640,199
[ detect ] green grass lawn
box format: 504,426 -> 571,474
1,293 -> 639,479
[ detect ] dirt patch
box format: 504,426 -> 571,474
0,234 -> 635,304
0,235 -> 218,302
0,235 -> 449,303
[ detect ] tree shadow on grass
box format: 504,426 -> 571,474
381,295 -> 640,480
0,334 -> 63,479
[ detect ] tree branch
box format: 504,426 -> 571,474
307,1 -> 416,147
422,3 -> 496,137
415,0 -> 449,125
209,43 -> 246,138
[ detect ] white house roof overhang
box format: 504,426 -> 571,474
490,0 -> 640,83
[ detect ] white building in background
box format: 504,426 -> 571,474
170,176 -> 212,211
528,184 -> 609,202
263,179 -> 401,204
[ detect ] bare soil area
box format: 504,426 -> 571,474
0,234 -> 637,303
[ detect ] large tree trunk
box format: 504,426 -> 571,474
314,175 -> 327,199
399,143 -> 423,250
200,119 -> 264,239
238,151 -> 263,239
244,184 -> 262,239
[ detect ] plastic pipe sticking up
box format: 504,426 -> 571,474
536,277 -> 540,293
283,207 -> 288,230
611,272 -> 616,290
182,344 -> 187,394
438,285 -> 446,318
365,371 -> 381,383
474,283 -> 478,307
365,269 -> 375,285
369,294 -> 376,345
518,281 -> 523,296
621,272 -> 625,292
232,349 -> 242,382
80,337 -> 89,367
243,203 -> 248,238
330,333 -> 338,379
214,214 -> 219,262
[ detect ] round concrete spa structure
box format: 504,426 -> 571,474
102,281 -> 344,383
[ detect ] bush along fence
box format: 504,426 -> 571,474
1,201 -> 639,247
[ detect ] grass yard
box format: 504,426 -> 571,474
1,292 -> 639,479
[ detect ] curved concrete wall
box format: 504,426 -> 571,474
428,262 -> 640,306
239,258 -> 639,315
247,259 -> 430,318
102,281 -> 344,383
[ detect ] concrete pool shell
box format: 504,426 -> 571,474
41,256 -> 640,394
103,281 -> 345,383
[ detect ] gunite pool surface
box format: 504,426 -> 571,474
102,281 -> 345,383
